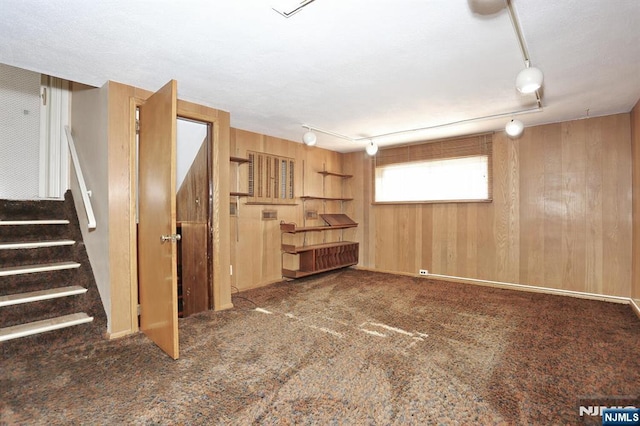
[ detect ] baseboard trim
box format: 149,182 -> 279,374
426,273 -> 631,304
630,298 -> 640,319
215,302 -> 235,311
355,266 -> 630,305
107,329 -> 134,340
354,266 -> 416,279
234,278 -> 283,293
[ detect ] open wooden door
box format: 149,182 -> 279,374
138,80 -> 179,359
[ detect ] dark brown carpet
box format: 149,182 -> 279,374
1,269 -> 639,425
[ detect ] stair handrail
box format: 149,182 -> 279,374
64,126 -> 97,230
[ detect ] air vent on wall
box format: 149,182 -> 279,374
305,209 -> 318,220
262,209 -> 278,220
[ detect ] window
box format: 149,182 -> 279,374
247,151 -> 295,204
374,135 -> 492,203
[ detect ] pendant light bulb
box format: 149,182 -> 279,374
365,140 -> 378,156
505,119 -> 524,138
516,66 -> 543,94
302,130 -> 317,146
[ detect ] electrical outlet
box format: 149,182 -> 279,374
419,269 -> 428,276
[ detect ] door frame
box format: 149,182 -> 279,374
128,93 -> 233,335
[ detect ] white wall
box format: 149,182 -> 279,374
0,63 -> 41,200
70,82 -> 111,330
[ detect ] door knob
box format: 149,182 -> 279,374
160,234 -> 182,243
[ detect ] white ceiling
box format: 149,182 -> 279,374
1,0 -> 639,152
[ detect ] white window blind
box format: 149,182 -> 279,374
374,134 -> 492,203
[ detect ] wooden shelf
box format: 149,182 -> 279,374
318,171 -> 352,178
246,202 -> 298,206
300,196 -> 353,201
280,222 -> 358,233
282,240 -> 357,254
230,156 -> 250,164
320,213 -> 357,226
230,192 -> 250,197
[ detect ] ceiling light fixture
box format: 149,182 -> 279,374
468,0 -> 507,16
505,119 -> 524,137
507,0 -> 543,102
302,127 -> 317,146
516,64 -> 544,94
365,140 -> 379,156
504,0 -> 544,137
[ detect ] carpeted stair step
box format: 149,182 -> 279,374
0,240 -> 75,250
0,197 -> 67,221
0,241 -> 78,267
0,280 -> 91,328
0,265 -> 88,297
0,285 -> 87,307
0,261 -> 80,277
0,221 -> 70,241
0,312 -> 93,342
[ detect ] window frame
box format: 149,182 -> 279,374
372,134 -> 493,205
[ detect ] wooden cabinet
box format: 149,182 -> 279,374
176,222 -> 209,317
280,168 -> 358,279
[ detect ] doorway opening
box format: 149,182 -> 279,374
135,114 -> 213,323
132,80 -> 227,359
175,117 -> 213,318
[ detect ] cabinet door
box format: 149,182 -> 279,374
180,222 -> 209,316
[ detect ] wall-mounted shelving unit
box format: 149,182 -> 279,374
280,166 -> 358,279
280,223 -> 359,278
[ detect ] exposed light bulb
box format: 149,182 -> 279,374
505,119 -> 524,137
516,66 -> 543,94
302,130 -> 317,146
365,141 -> 378,156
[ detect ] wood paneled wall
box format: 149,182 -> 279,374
632,100 -> 640,302
177,139 -> 208,223
229,128 -> 348,291
346,114 -> 633,297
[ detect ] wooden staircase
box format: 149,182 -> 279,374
0,192 -> 105,347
